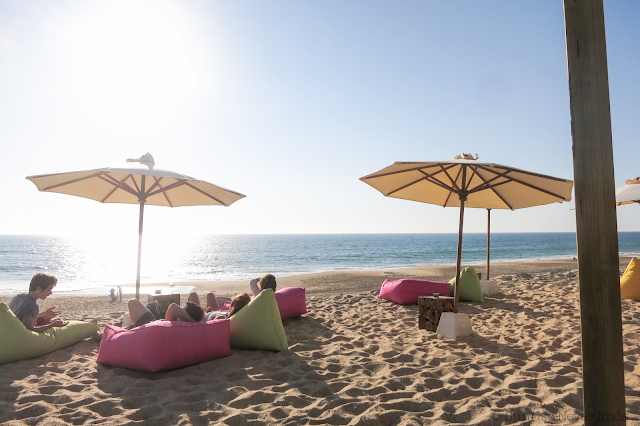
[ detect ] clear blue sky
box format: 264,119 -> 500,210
0,1 -> 638,238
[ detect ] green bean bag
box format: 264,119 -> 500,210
449,267 -> 485,303
229,289 -> 288,352
0,302 -> 99,365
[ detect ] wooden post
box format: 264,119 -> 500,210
135,201 -> 145,300
454,166 -> 468,313
563,1 -> 626,423
454,200 -> 464,313
486,208 -> 491,280
135,175 -> 146,300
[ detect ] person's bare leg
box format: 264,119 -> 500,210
127,299 -> 151,323
188,292 -> 201,306
206,292 -> 220,311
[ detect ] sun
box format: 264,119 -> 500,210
63,1 -> 198,133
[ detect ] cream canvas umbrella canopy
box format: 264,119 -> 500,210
360,154 -> 574,310
615,177 -> 640,206
26,153 -> 246,299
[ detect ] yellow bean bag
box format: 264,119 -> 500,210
229,289 -> 288,352
620,258 -> 640,300
0,302 -> 99,365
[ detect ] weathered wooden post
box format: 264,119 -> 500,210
563,0 -> 626,423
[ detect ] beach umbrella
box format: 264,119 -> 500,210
615,177 -> 640,206
360,154 -> 574,310
26,153 -> 246,299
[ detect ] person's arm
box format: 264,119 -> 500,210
38,307 -> 61,321
23,315 -> 68,333
165,304 -> 196,322
249,278 -> 260,297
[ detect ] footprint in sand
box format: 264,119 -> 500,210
390,366 -> 420,377
496,395 -> 522,408
507,378 -> 537,390
88,400 -> 123,417
463,377 -> 485,390
379,391 -> 415,402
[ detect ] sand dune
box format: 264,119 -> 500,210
1,262 -> 639,425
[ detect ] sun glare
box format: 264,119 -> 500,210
64,1 -> 197,133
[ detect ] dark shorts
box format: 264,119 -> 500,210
126,312 -> 158,330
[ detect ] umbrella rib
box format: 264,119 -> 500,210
146,176 -> 164,194
439,165 -> 462,193
100,175 -> 133,203
466,166 -> 479,190
148,176 -> 174,207
127,174 -> 142,194
184,182 -> 226,205
441,166 -> 464,206
467,169 -> 512,192
386,176 -> 431,196
481,165 -> 571,182
42,172 -> 103,191
146,180 -> 187,199
474,166 -> 570,201
470,171 -> 514,210
386,171 -> 457,198
99,174 -> 140,198
362,163 -> 456,180
419,168 -> 460,192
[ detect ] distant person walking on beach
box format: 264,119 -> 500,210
9,273 -> 69,332
249,274 -> 277,297
117,286 -> 123,303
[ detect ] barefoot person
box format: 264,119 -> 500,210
9,273 -> 69,332
188,291 -> 251,321
126,299 -> 205,329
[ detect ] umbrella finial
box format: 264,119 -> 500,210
625,177 -> 640,185
126,153 -> 155,164
454,153 -> 479,160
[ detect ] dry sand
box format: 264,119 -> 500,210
1,259 -> 639,425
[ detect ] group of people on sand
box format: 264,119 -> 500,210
8,272 -> 277,333
125,273 -> 277,329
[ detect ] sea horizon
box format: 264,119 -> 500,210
1,232 -> 639,295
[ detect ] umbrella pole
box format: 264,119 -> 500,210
454,199 -> 465,313
487,209 -> 491,280
135,200 -> 145,300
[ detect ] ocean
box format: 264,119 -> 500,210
1,233 -> 639,295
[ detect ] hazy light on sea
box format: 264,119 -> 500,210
3,232 -> 640,295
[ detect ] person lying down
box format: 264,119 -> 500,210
126,291 -> 251,329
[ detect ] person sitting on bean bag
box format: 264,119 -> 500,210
211,274 -> 277,308
250,274 -> 277,296
126,299 -> 204,330
188,292 -> 251,321
9,273 -> 70,332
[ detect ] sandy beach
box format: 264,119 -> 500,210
1,259 -> 639,425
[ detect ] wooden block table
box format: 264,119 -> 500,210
418,296 -> 456,331
147,294 -> 181,312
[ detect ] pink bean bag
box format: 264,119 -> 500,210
275,287 -> 307,320
221,287 -> 307,320
379,279 -> 451,305
96,319 -> 231,372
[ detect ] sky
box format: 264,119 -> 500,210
0,0 -> 639,239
